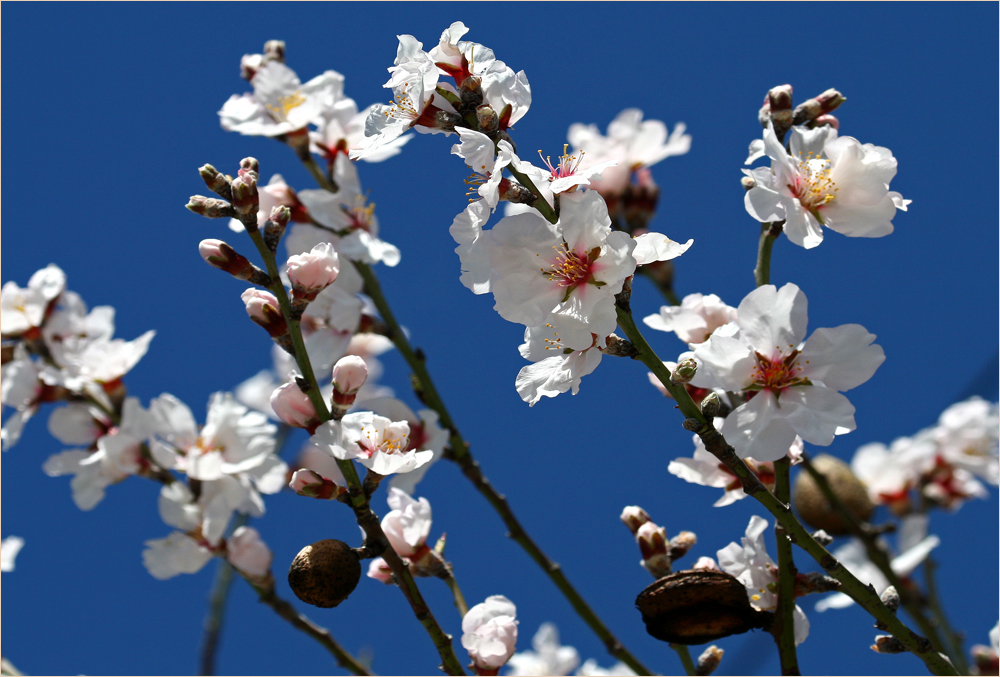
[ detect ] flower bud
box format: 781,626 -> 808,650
288,539 -> 361,608
287,242 -> 340,302
880,585 -> 900,613
498,179 -> 537,204
741,176 -> 756,191
461,596 -> 518,673
239,157 -> 260,178
270,381 -> 320,431
367,557 -> 394,584
199,164 -> 233,200
695,646 -> 724,676
331,355 -> 368,408
186,195 -> 236,219
813,114 -> 840,129
637,522 -> 671,578
671,358 -> 698,385
240,53 -> 263,80
794,571 -> 841,596
692,556 -> 721,572
700,392 -> 721,417
227,526 -> 272,579
476,104 -> 498,133
269,204 -> 292,230
199,239 -> 269,285
241,288 -> 287,337
871,635 -> 908,654
668,531 -> 697,562
792,454 -> 874,535
793,89 -> 846,125
811,529 -> 834,546
289,469 -> 344,500
230,173 -> 259,221
263,40 -> 285,63
636,570 -> 767,645
620,505 -> 652,536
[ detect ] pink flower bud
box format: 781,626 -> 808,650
289,468 -> 343,499
637,522 -> 671,577
692,556 -> 721,572
241,288 -> 287,337
461,596 -> 518,672
227,526 -> 272,578
331,355 -> 368,407
287,242 -> 339,301
620,505 -> 652,536
366,557 -> 394,584
270,381 -> 319,430
199,239 -> 263,283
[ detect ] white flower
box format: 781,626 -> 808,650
358,396 -> 448,495
717,516 -> 809,645
489,190 -> 636,337
851,434 -> 935,508
536,146 -> 617,195
933,397 -> 999,484
506,623 -> 579,676
142,531 -> 214,580
219,61 -> 329,137
567,109 -> 690,196
744,123 -> 908,248
515,316 -> 605,406
1,345 -> 43,449
312,412 -> 433,476
227,526 -> 272,578
691,283 -> 884,461
1,536 -> 25,572
0,264 -> 66,336
297,156 -> 400,267
452,129 -> 516,210
381,487 -> 432,558
643,293 -> 737,345
462,595 -> 519,671
630,232 -> 693,267
576,659 -> 636,676
814,515 -> 939,612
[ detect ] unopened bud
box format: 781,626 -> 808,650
741,176 -> 756,191
880,585 -> 900,613
476,104 -> 498,133
287,242 -> 340,302
431,110 -> 462,134
971,644 -> 1000,675
199,164 -> 233,200
331,355 -> 368,411
240,53 -> 264,80
637,522 -> 671,578
700,392 -> 721,417
241,288 -> 287,337
459,75 -> 483,108
231,174 -> 259,221
671,358 -> 698,385
187,195 -> 236,219
239,157 -> 260,178
692,556 -> 721,572
263,40 -> 285,63
620,506 -> 652,536
871,635 -> 908,654
811,529 -> 834,546
199,239 -> 269,285
269,205 -> 292,229
793,89 -> 846,125
289,469 -> 343,500
695,646 -> 724,676
794,571 -> 841,596
814,114 -> 840,129
270,381 -> 320,431
762,85 -> 794,140
498,179 -> 537,204
668,531 -> 697,562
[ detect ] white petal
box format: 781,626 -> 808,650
801,325 -> 884,391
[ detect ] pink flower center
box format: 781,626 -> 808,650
340,196 -> 375,233
541,243 -> 599,291
539,144 -> 585,181
752,350 -> 806,392
788,153 -> 838,213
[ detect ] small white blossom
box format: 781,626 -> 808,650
312,412 -> 433,476
1,536 -> 25,572
506,623 -> 579,676
0,264 -> 66,336
219,61 -> 330,137
142,531 -> 214,580
462,595 -> 519,672
643,293 -> 737,345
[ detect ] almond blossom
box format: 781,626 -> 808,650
515,315 -> 606,406
691,283 -> 884,461
0,263 -> 66,337
142,531 -> 215,580
461,595 -> 519,674
933,396 -> 999,485
717,515 -> 810,645
226,525 -> 272,579
743,122 -> 909,249
312,411 -> 433,476
643,293 -> 737,345
357,396 -> 447,495
506,623 -> 580,676
219,60 -> 331,138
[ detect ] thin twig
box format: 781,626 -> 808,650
772,459 -> 801,675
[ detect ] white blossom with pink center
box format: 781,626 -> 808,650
312,411 -> 433,476
744,122 -> 909,249
506,623 -> 580,677
567,109 -> 691,196
219,61 -> 331,137
932,396 -> 999,484
644,293 -> 737,345
537,144 -> 618,195
851,433 -> 936,508
462,595 -> 519,672
380,487 -> 432,558
357,396 -> 447,495
691,283 -> 884,461
452,129 -> 516,209
717,515 -> 810,645
0,263 -> 66,337
515,315 -> 605,406
488,190 -> 636,337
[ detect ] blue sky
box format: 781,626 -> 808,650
2,3 -> 997,676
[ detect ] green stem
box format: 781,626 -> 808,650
354,260 -> 654,676
614,301 -> 957,676
300,153 -> 338,193
772,459 -> 800,675
923,557 -> 969,675
671,644 -> 696,676
506,164 -> 559,224
797,454 -> 955,664
754,222 -> 782,288
442,567 -> 470,619
199,513 -> 246,675
243,576 -> 374,675
243,226 -> 465,676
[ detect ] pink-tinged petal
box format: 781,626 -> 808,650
692,335 -> 755,392
801,324 -> 884,391
782,199 -> 824,249
737,283 -> 809,353
722,392 -> 799,462
559,191 -> 612,253
778,386 -> 856,447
